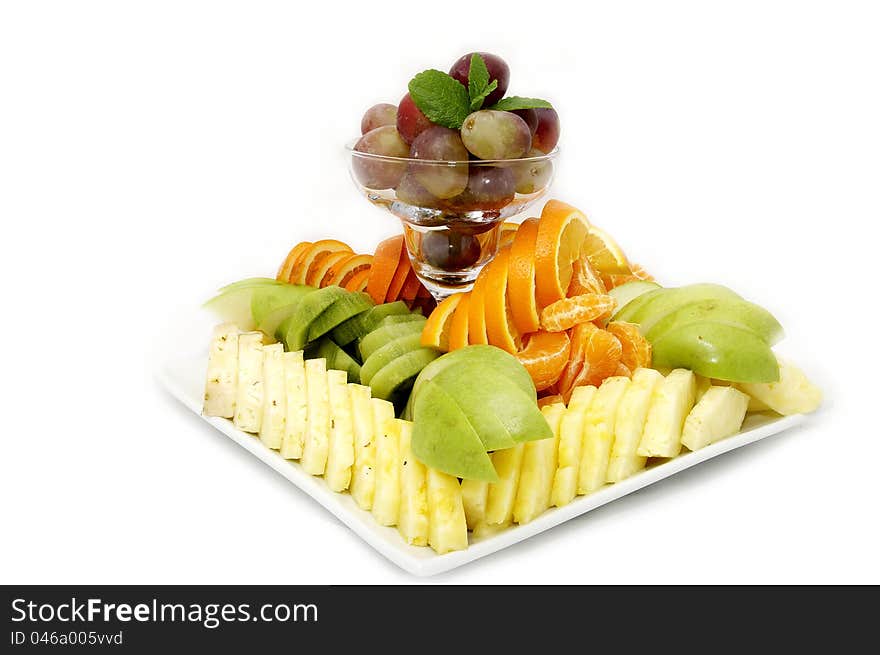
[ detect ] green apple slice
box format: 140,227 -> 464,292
608,281 -> 661,319
280,286 -> 349,352
217,277 -> 283,293
307,292 -> 374,342
306,337 -> 361,383
411,380 -> 499,482
204,280 -> 307,331
369,347 -> 441,403
358,319 -> 427,361
330,300 -> 410,346
360,333 -> 425,386
652,321 -> 780,383
646,298 -> 784,345
625,284 -> 743,332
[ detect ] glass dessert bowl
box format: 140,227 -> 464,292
348,146 -> 558,300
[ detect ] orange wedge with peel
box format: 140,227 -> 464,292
534,200 -> 591,308
366,236 -> 403,303
483,248 -> 521,354
467,267 -> 490,345
385,246 -> 412,303
507,217 -> 541,334
515,330 -> 571,392
277,241 -> 312,282
399,267 -> 423,304
499,221 -> 520,249
293,240 -> 353,285
307,250 -> 351,287
326,253 -> 373,287
344,268 -> 371,292
447,292 -> 472,351
540,293 -> 617,332
582,224 -> 629,275
421,293 -> 464,351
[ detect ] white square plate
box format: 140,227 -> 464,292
159,337 -> 805,577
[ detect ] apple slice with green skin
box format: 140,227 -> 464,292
646,298 -> 784,345
280,286 -> 349,352
608,281 -> 661,319
625,284 -> 743,332
307,292 -> 374,342
652,321 -> 780,383
369,347 -> 440,403
204,280 -> 308,330
360,333 -> 425,385
358,319 -> 427,361
411,380 -> 499,483
305,337 -> 361,383
216,277 -> 282,293
330,300 -> 410,346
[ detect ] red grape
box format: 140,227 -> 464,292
460,110 -> 532,160
352,126 -> 409,189
421,229 -> 481,270
396,93 -> 434,144
449,52 -> 509,107
395,170 -> 442,209
512,108 -> 538,135
445,165 -> 515,211
410,126 -> 469,198
361,103 -> 398,134
532,108 -> 560,153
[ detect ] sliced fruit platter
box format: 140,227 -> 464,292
165,195 -> 822,573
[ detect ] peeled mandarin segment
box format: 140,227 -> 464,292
567,256 -> 607,297
629,262 -> 654,282
534,200 -> 592,308
293,239 -> 353,285
327,253 -> 373,287
467,268 -> 490,345
385,246 -> 412,303
540,293 -> 617,332
277,241 -> 312,282
483,248 -> 521,354
307,250 -> 352,287
601,272 -> 641,290
583,225 -> 630,275
344,268 -> 371,292
366,236 -> 404,304
507,217 -> 541,334
615,362 -> 633,378
447,292 -> 472,351
538,394 -> 565,408
421,293 -> 464,351
606,320 -> 653,371
560,327 -> 622,401
515,330 -> 571,392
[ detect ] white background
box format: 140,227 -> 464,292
2,1 -> 878,584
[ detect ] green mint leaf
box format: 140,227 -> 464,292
488,96 -> 553,111
468,53 -> 490,101
469,79 -> 497,111
408,69 -> 471,129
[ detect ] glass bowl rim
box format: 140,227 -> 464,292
345,140 -> 559,166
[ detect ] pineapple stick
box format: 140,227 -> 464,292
349,385 -> 378,509
484,444 -> 525,526
578,376 -> 631,494
606,368 -> 664,483
514,403 -> 563,524
397,420 -> 428,546
233,332 -> 265,433
280,351 -> 307,459
681,386 -> 749,451
551,399 -> 591,507
301,358 -> 330,475
568,385 -> 597,410
259,343 -> 286,449
372,417 -> 401,526
461,479 -> 489,531
736,357 -> 823,416
426,468 -> 468,554
325,370 -> 355,492
637,368 -> 696,458
203,323 -> 239,418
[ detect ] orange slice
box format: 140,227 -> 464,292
421,293 -> 464,351
559,323 -> 622,402
583,224 -> 629,274
277,241 -> 312,282
293,240 -> 353,285
499,221 -> 520,249
606,321 -> 652,371
344,268 -> 371,292
483,248 -> 521,354
515,330 -> 571,392
326,253 -> 373,287
448,292 -> 472,351
540,293 -> 617,332
307,250 -> 351,287
467,267 -> 490,345
399,267 -> 423,305
567,255 -> 607,296
534,200 -> 591,308
507,217 -> 541,334
366,236 -> 403,304
385,247 -> 412,303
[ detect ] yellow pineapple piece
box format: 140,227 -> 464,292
637,368 -> 696,458
578,376 -> 631,494
348,384 -> 377,509
372,417 -> 401,526
301,358 -> 330,475
568,384 -> 597,410
736,357 -> 822,416
606,368 -> 664,482
426,468 -> 468,554
324,370 -> 355,492
694,374 -> 712,402
514,403 -> 563,524
397,420 -> 428,546
461,479 -> 489,530
484,444 -> 525,526
203,323 -> 239,418
551,395 -> 592,507
259,343 -> 286,449
280,351 -> 307,459
681,386 -> 750,451
232,332 -> 265,433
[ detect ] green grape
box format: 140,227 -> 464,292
460,110 -> 532,160
410,126 -> 469,199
